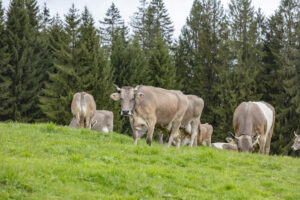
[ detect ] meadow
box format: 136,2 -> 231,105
0,122 -> 299,200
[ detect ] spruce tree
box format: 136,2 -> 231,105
0,1 -> 11,121
40,4 -> 81,124
5,0 -> 43,122
148,31 -> 175,89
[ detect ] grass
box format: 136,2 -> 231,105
0,122 -> 299,200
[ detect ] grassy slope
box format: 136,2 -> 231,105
0,123 -> 299,200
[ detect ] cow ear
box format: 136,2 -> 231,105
136,92 -> 144,100
110,93 -> 120,101
134,85 -> 140,91
226,137 -> 235,144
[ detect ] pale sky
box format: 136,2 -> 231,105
2,0 -> 281,38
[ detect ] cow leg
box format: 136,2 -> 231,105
258,134 -> 266,154
190,119 -> 200,147
75,113 -> 81,128
129,117 -> 139,145
265,125 -> 274,155
146,117 -> 156,146
167,119 -> 181,148
175,130 -> 181,149
158,130 -> 164,144
79,115 -> 84,129
86,116 -> 92,129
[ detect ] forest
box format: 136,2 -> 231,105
0,0 -> 299,156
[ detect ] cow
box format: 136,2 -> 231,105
110,85 -> 188,148
174,123 -> 212,147
158,94 -> 204,146
69,110 -> 113,132
291,131 -> 300,151
212,138 -> 238,151
71,92 -> 96,129
232,101 -> 275,154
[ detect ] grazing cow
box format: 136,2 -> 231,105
232,101 -> 275,154
212,138 -> 238,151
69,110 -> 113,132
71,92 -> 96,129
175,123 -> 212,147
291,132 -> 300,151
110,85 -> 188,148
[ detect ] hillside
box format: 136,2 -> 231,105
0,123 -> 299,200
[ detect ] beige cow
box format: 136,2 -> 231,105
233,101 -> 275,154
71,92 -> 96,129
110,85 -> 188,148
69,110 -> 113,132
212,138 -> 238,151
177,123 -> 212,147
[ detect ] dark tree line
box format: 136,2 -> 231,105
0,0 -> 299,156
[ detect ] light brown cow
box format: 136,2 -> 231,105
110,85 -> 188,148
158,93 -> 204,146
69,110 -> 113,132
71,92 -> 96,129
233,101 -> 275,154
291,131 -> 300,151
212,138 -> 238,151
176,123 -> 212,147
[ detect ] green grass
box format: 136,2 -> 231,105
0,122 -> 299,200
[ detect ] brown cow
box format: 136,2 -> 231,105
176,123 -> 212,147
232,101 -> 275,154
212,138 -> 238,151
71,92 -> 96,129
291,131 -> 300,151
110,85 -> 188,148
158,93 -> 204,147
69,110 -> 113,132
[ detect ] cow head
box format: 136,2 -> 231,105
229,132 -> 258,153
110,84 -> 140,116
291,131 -> 300,151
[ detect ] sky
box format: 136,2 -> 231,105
2,0 -> 281,38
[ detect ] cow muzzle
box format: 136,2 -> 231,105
291,146 -> 297,151
121,110 -> 132,116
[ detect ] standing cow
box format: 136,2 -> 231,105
71,92 -> 96,129
69,110 -> 113,132
291,132 -> 300,151
110,85 -> 188,148
232,101 -> 275,154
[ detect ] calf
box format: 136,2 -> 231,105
110,85 -> 188,148
71,92 -> 96,129
69,110 -> 113,132
291,132 -> 300,151
212,138 -> 238,151
178,123 -> 212,147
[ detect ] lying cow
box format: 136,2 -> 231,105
69,110 -> 113,132
232,101 -> 275,154
110,85 -> 188,148
71,92 -> 96,129
291,131 -> 300,151
212,138 -> 238,151
176,123 -> 212,147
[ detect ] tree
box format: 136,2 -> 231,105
149,31 -> 176,89
40,4 -> 81,124
5,0 -> 43,122
0,1 -> 11,120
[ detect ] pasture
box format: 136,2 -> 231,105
0,122 -> 299,199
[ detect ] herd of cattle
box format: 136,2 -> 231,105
69,85 -> 300,154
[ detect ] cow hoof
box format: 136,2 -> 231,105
146,138 -> 152,146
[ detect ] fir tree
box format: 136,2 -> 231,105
0,1 -> 11,120
148,31 -> 175,89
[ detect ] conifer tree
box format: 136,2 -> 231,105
149,31 -> 175,89
40,4 -> 81,124
0,1 -> 11,120
5,0 -> 43,122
